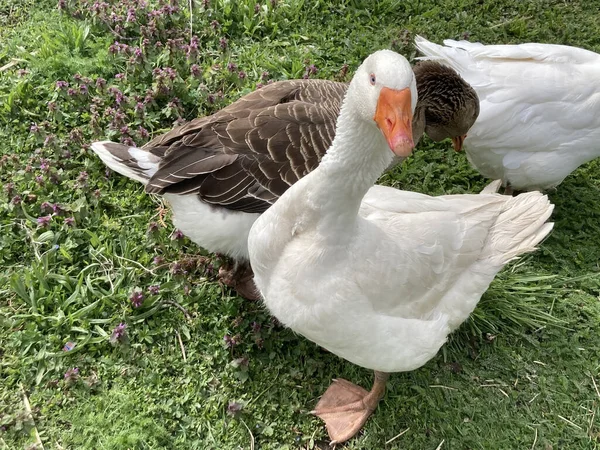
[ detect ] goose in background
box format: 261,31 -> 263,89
415,35 -> 600,193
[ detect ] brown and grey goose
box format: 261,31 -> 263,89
91,60 -> 479,299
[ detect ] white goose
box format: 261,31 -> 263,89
415,35 -> 600,192
248,50 -> 554,444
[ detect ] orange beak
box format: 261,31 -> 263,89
374,87 -> 414,158
451,134 -> 467,152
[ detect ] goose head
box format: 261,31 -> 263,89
344,50 -> 418,158
413,61 -> 479,151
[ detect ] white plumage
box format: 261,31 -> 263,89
248,50 -> 554,443
415,35 -> 600,191
251,179 -> 554,372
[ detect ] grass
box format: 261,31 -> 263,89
1,0 -> 600,448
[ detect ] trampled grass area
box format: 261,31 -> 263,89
1,0 -> 600,448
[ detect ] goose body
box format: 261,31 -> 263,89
248,50 -> 554,443
415,35 -> 600,191
92,79 -> 346,261
92,65 -> 478,297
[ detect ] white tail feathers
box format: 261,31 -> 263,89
91,141 -> 161,185
480,179 -> 502,194
486,190 -> 554,266
414,35 -> 474,73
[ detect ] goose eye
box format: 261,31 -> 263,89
369,73 -> 376,85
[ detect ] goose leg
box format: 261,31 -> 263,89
218,260 -> 260,300
312,371 -> 389,444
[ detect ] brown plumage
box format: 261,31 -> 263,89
139,62 -> 479,214
143,80 -> 346,213
413,61 -> 480,143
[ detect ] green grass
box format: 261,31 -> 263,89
1,0 -> 600,448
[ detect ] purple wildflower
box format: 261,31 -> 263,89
48,101 -> 57,112
96,77 -> 106,89
227,62 -> 237,72
64,367 -> 79,383
126,7 -> 136,22
17,69 -> 29,77
130,290 -> 144,308
223,334 -> 237,348
171,229 -> 184,240
219,37 -> 228,50
4,182 -> 15,196
56,80 -> 68,90
116,90 -> 126,104
251,321 -> 261,333
40,201 -> 52,213
43,135 -> 55,147
39,158 -> 50,172
35,175 -> 44,186
134,102 -> 145,115
37,215 -> 52,227
210,20 -> 220,30
11,195 -> 22,205
30,123 -> 40,133
69,128 -> 84,145
303,64 -> 318,79
138,126 -> 149,138
79,84 -> 89,95
170,262 -> 185,275
163,4 -> 178,14
77,171 -> 88,186
190,64 -> 201,77
64,217 -> 75,226
110,322 -> 127,344
227,401 -> 243,417
153,255 -> 164,265
238,71 -> 246,80
148,285 -> 160,295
